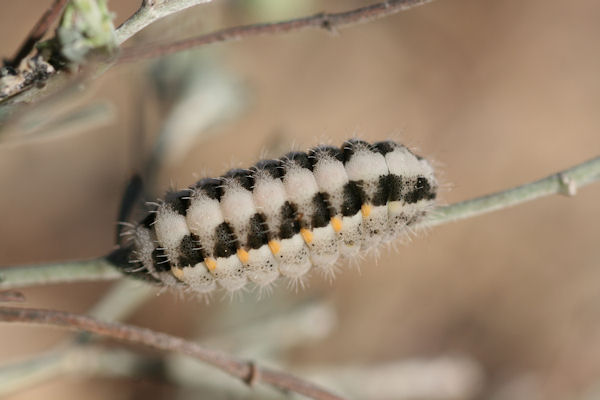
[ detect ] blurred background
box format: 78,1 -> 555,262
1,0 -> 599,399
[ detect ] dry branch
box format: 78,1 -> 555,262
118,0 -> 433,62
0,0 -> 435,105
0,306 -> 346,400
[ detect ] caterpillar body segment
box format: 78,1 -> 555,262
120,139 -> 438,295
310,146 -> 361,258
251,161 -> 312,280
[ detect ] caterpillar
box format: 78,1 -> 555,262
116,139 -> 437,296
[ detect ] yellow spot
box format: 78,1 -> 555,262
171,266 -> 185,281
237,248 -> 250,264
300,228 -> 314,244
204,257 -> 217,272
330,217 -> 343,233
268,240 -> 281,255
361,204 -> 372,218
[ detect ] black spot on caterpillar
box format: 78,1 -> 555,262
116,139 -> 438,296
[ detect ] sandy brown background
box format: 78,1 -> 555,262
1,0 -> 599,399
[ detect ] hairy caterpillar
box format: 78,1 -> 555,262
116,139 -> 437,296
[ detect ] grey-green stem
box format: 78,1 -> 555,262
1,155 -> 599,290
0,258 -> 121,290
421,155 -> 600,228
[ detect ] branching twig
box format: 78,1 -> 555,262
5,0 -> 69,67
0,306 -> 346,400
0,0 -> 434,106
0,155 -> 598,289
118,0 -> 433,62
115,0 -> 213,45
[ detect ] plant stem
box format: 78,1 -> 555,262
115,0 -> 213,45
422,155 -> 600,227
1,155 -> 599,290
0,306 -> 347,400
0,258 -> 121,290
118,0 -> 434,62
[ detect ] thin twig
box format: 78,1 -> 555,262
0,258 -> 121,290
0,345 -> 483,399
0,0 -> 434,106
0,155 -> 598,290
0,281 -> 155,395
0,298 -> 334,397
117,0 -> 434,62
115,0 -> 213,45
421,155 -> 600,228
6,0 -> 70,67
0,306 -> 346,400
